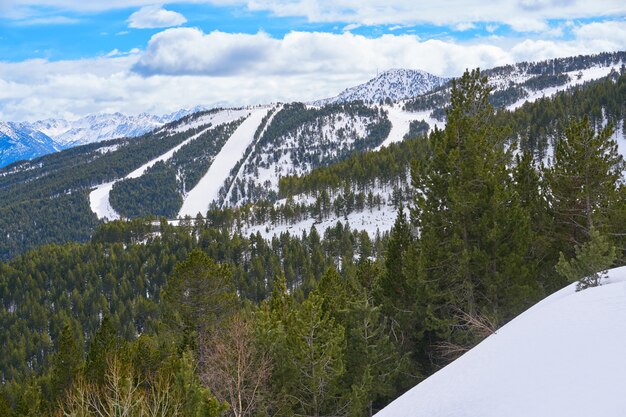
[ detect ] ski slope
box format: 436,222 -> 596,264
375,266 -> 626,417
507,64 -> 622,110
178,107 -> 271,217
89,109 -> 251,220
89,126 -> 214,220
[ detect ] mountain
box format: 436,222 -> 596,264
315,68 -> 449,105
0,122 -> 59,168
0,51 -> 624,260
36,107 -> 210,148
0,106 -> 209,168
375,265 -> 626,417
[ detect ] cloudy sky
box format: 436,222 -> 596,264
0,1 -> 624,121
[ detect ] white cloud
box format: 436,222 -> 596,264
133,28 -> 514,78
343,23 -> 361,32
485,24 -> 499,33
133,28 -> 274,75
128,5 -> 187,29
0,20 -> 625,121
15,15 -> 80,25
4,1 -> 626,32
455,22 -> 476,32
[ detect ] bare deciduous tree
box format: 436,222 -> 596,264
58,357 -> 181,417
202,313 -> 271,417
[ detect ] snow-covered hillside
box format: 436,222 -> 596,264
316,69 -> 448,105
179,107 -> 271,217
375,266 -> 626,417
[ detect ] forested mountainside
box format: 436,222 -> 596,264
0,67 -> 624,417
0,52 -> 623,262
173,71 -> 626,243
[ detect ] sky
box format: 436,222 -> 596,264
0,1 -> 624,121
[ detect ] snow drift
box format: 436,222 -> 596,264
375,266 -> 626,417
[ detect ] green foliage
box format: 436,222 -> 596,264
85,316 -> 118,385
546,116 -> 624,252
49,322 -> 83,402
110,161 -> 182,218
411,69 -> 540,364
404,119 -> 430,140
162,249 -> 237,348
0,192 -> 99,261
556,228 -> 617,291
284,292 -> 347,416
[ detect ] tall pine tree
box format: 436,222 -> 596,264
411,69 -> 539,362
546,116 -> 624,252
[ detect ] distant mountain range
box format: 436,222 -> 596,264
0,106 -> 209,168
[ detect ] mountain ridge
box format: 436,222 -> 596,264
313,68 -> 449,105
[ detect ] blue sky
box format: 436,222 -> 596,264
0,1 -> 624,121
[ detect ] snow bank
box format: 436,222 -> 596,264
375,266 -> 626,417
178,107 -> 271,217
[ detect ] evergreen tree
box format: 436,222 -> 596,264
285,292 -> 347,417
546,117 -> 624,252
85,316 -> 117,385
411,69 -> 538,361
556,227 -> 617,290
50,322 -> 83,402
162,249 -> 237,349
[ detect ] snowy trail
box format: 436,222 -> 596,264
507,64 -> 622,110
89,109 -> 247,220
178,107 -> 271,217
376,106 -> 442,150
375,266 -> 626,417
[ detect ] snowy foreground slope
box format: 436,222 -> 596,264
375,266 -> 626,417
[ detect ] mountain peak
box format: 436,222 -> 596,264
315,68 -> 449,105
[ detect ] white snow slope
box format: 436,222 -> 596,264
89,109 -> 247,220
89,126 -> 216,220
178,107 -> 271,217
375,266 -> 626,417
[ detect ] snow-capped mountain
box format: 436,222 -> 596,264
375,266 -> 626,417
28,106 -> 210,148
315,69 -> 449,105
0,106 -> 210,168
0,122 -> 59,168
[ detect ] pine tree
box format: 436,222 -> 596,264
513,150 -> 561,291
85,316 -> 117,385
285,293 -> 346,417
546,116 -> 624,251
411,69 -> 538,360
50,322 -> 83,402
378,204 -> 413,318
162,249 -> 237,349
556,227 -> 617,290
